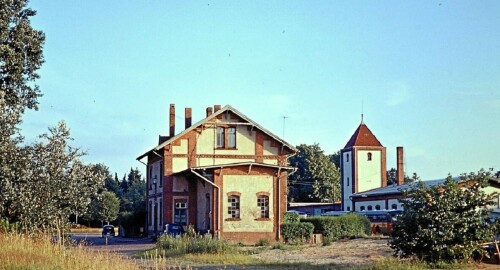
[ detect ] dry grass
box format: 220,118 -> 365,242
0,232 -> 138,270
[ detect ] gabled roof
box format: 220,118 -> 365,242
344,123 -> 383,149
137,105 -> 298,160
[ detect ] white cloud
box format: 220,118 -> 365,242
385,81 -> 411,106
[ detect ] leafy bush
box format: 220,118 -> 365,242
307,213 -> 370,244
281,222 -> 314,244
157,234 -> 237,254
390,171 -> 496,263
256,238 -> 270,246
284,211 -> 300,223
0,218 -> 20,233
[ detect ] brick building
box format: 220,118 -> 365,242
137,104 -> 296,243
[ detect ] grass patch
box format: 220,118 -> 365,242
0,232 -> 139,270
366,257 -> 472,270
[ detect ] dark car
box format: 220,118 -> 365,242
164,224 -> 185,236
101,225 -> 115,238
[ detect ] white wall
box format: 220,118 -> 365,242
342,151 -> 353,211
357,150 -> 382,192
355,200 -> 385,211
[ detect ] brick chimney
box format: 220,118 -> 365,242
206,107 -> 213,117
185,107 -> 192,129
214,104 -> 221,112
169,104 -> 175,137
397,147 -> 404,185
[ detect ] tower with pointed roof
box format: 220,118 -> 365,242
340,120 -> 387,211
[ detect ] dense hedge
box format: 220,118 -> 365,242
306,213 -> 370,244
281,222 -> 315,244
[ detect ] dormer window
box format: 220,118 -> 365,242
367,152 -> 372,161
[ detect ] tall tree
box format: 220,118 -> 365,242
390,169 -> 496,262
329,151 -> 341,169
11,122 -> 105,232
0,0 -> 45,218
92,191 -> 120,225
289,144 -> 340,202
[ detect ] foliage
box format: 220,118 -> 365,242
0,218 -> 20,232
0,0 -> 44,221
329,150 -> 341,168
306,214 -> 371,244
387,168 -> 420,185
280,222 -> 314,244
7,122 -> 105,233
389,170 -> 496,263
255,238 -> 270,246
284,211 -> 300,224
92,191 -> 120,224
157,234 -> 237,255
288,144 -> 340,202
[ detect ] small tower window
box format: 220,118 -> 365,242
346,153 -> 350,162
367,152 -> 372,161
347,177 -> 350,187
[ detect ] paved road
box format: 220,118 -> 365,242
72,233 -> 156,256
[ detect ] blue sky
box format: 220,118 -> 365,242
21,1 -> 500,180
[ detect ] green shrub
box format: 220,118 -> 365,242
255,238 -> 270,246
307,213 -> 370,244
157,234 -> 236,254
0,218 -> 20,233
281,222 -> 314,244
284,212 -> 300,223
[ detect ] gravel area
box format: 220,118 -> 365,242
250,238 -> 392,267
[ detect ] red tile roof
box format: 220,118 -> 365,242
344,123 -> 383,148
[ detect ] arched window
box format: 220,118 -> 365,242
367,152 -> 372,161
391,204 -> 398,210
228,195 -> 240,219
360,206 -> 365,211
367,205 -> 373,211
375,205 -> 381,210
257,195 -> 269,218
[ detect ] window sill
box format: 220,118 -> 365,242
255,218 -> 270,221
215,147 -> 238,150
225,218 -> 241,221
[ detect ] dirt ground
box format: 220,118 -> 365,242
250,238 -> 392,267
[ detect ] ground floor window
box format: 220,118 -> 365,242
257,195 -> 269,218
228,195 -> 240,219
174,202 -> 187,225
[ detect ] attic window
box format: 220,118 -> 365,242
216,126 -> 237,149
367,152 -> 372,161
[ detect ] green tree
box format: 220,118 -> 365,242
12,122 -> 105,232
329,151 -> 341,168
386,168 -> 397,185
289,144 -> 340,202
92,191 -> 120,225
0,0 -> 44,218
389,169 -> 496,262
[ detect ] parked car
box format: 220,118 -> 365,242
163,223 -> 185,236
286,210 -> 308,218
101,225 -> 115,238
